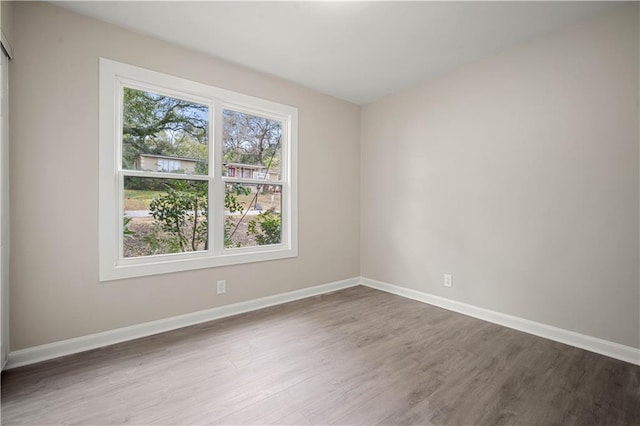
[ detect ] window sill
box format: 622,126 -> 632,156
99,246 -> 297,281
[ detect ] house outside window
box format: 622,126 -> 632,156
99,58 -> 298,281
134,154 -> 199,175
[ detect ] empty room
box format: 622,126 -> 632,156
0,1 -> 639,424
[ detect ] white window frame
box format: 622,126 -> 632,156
99,58 -> 298,281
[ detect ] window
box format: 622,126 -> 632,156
157,158 -> 182,173
99,59 -> 297,281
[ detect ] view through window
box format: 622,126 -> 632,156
122,90 -> 286,257
100,59 -> 297,280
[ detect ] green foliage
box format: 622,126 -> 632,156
175,138 -> 209,168
148,180 -> 208,252
224,184 -> 250,248
123,216 -> 135,239
122,87 -> 209,169
194,160 -> 209,175
143,224 -> 180,254
248,210 -> 281,246
144,182 -> 251,251
225,183 -> 250,215
125,177 -> 167,191
142,226 -> 162,254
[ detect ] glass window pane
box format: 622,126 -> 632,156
224,183 -> 282,248
124,177 -> 208,258
222,109 -> 282,181
122,87 -> 209,175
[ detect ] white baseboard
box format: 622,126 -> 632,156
6,277 -> 361,370
361,277 -> 640,366
8,276 -> 639,369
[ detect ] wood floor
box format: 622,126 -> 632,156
1,286 -> 639,425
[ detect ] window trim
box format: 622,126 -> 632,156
99,58 -> 298,281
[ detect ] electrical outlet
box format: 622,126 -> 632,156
443,274 -> 453,288
217,280 -> 226,294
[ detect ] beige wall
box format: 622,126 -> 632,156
361,4 -> 639,349
10,2 -> 360,350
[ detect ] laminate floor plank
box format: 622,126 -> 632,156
2,286 -> 638,425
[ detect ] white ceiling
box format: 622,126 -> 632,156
55,1 -> 619,105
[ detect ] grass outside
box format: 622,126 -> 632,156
124,189 -> 166,210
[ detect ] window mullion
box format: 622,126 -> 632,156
117,171 -> 125,262
212,100 -> 224,256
